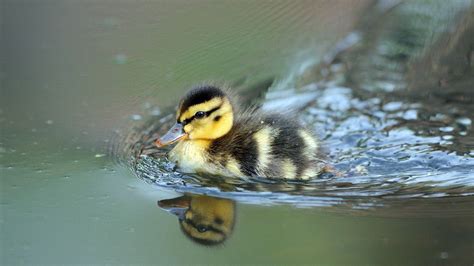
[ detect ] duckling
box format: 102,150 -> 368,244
155,85 -> 325,180
158,194 -> 235,246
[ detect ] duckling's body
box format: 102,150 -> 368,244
156,85 -> 325,180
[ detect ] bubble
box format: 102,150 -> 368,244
45,120 -> 54,125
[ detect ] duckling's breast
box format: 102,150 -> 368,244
169,140 -> 210,174
170,139 -> 240,177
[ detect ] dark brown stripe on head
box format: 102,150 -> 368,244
179,220 -> 226,246
180,85 -> 225,114
180,104 -> 222,125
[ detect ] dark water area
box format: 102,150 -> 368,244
2,0 -> 474,265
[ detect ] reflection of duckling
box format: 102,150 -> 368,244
155,85 -> 326,180
158,194 -> 235,246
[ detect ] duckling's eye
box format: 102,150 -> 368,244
195,111 -> 206,119
196,225 -> 208,233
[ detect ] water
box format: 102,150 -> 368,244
2,1 -> 474,265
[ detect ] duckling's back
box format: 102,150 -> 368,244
208,112 -> 325,180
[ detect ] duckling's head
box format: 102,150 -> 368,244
156,85 -> 233,147
158,194 -> 236,246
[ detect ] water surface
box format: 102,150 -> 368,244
2,1 -> 474,265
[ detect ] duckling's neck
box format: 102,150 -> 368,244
169,139 -> 212,174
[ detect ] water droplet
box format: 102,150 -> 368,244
150,108 -> 161,116
382,102 -> 403,111
130,114 -> 142,121
103,17 -> 119,26
439,126 -> 453,132
95,154 -> 106,158
403,110 -> 417,120
354,165 -> 368,175
439,140 -> 453,146
456,117 -> 471,126
440,251 -> 449,259
114,54 -> 127,64
431,113 -> 448,121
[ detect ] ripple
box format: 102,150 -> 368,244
111,55 -> 474,210
110,2 -> 474,210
